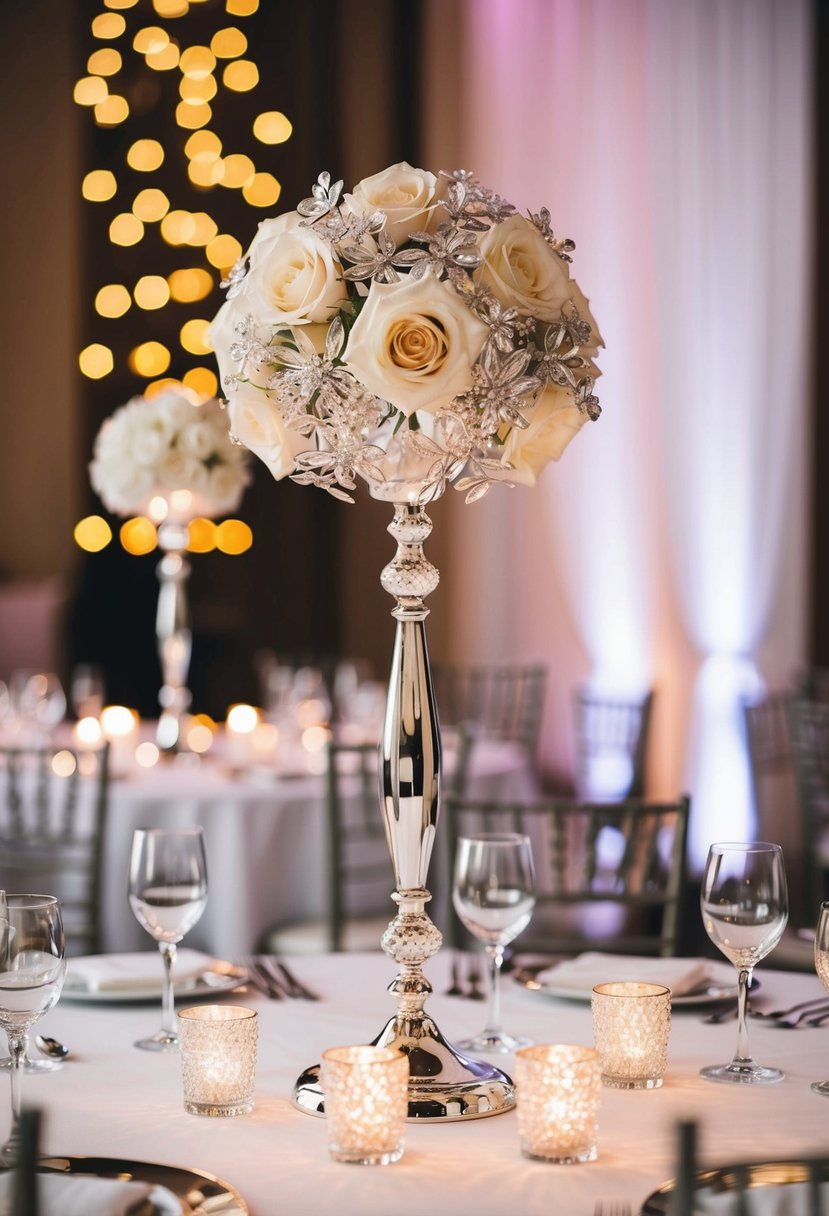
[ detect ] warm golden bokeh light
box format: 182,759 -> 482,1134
92,12 -> 126,37
243,172 -> 281,208
180,76 -> 217,105
160,209 -> 194,245
109,213 -> 144,246
187,517 -> 217,552
220,153 -> 255,188
168,267 -> 214,302
95,94 -> 130,126
79,344 -> 114,379
211,27 -> 247,58
82,169 -> 117,201
180,46 -> 216,79
52,750 -> 78,778
187,158 -> 224,188
127,139 -> 165,171
226,703 -> 258,732
73,76 -> 108,106
95,283 -> 132,318
216,520 -> 253,555
101,705 -> 139,737
206,233 -> 243,270
129,341 -> 171,377
180,318 -> 211,355
74,717 -> 104,747
153,0 -> 189,15
187,212 -> 219,245
74,515 -> 113,552
184,130 -> 222,162
182,367 -> 219,397
145,43 -> 180,70
252,111 -> 292,144
104,0 -> 139,9
132,187 -> 170,222
132,26 -> 169,54
134,275 -> 170,310
226,0 -> 259,15
88,48 -> 122,76
144,377 -> 182,399
176,100 -> 212,130
186,722 -> 214,754
135,741 -> 160,768
223,60 -> 259,91
119,518 -> 158,556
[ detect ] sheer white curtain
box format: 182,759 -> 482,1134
427,0 -> 811,862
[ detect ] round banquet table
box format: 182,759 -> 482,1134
25,951 -> 829,1216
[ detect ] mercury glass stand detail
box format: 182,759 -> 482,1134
155,520 -> 193,754
294,497 -> 515,1121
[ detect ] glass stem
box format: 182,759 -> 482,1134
732,966 -> 753,1065
160,941 -> 177,1035
483,945 -> 504,1036
2,1033 -> 27,1164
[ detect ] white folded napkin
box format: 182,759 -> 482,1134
64,949 -> 215,994
694,1180 -> 828,1215
0,1171 -> 181,1215
536,952 -> 734,997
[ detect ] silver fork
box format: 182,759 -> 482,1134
768,1001 -> 829,1028
242,956 -> 286,1000
593,1203 -> 632,1216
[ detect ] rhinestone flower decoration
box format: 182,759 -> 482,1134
210,162 -> 603,503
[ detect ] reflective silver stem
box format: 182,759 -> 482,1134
155,521 -> 192,753
294,501 -> 515,1121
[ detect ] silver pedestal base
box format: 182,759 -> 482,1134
293,1013 -> 515,1121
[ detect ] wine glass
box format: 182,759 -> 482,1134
0,894 -> 66,1167
700,841 -> 788,1084
9,670 -> 66,742
452,832 -> 536,1052
69,663 -> 105,720
128,827 -> 208,1052
811,902 -> 829,1096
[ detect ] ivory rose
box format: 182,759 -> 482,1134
343,273 -> 488,417
344,162 -> 438,246
242,211 -> 349,328
227,385 -> 312,482
501,384 -> 589,485
477,214 -> 575,321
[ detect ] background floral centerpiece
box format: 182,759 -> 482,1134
89,387 -> 249,522
209,161 -> 602,503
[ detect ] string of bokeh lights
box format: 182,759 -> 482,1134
73,0 -> 290,557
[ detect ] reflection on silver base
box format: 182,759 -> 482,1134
294,1013 -> 515,1121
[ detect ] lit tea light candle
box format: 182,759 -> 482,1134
73,716 -> 103,748
320,1045 -> 409,1165
100,704 -> 139,772
514,1044 -> 601,1164
178,1005 -> 258,1117
225,703 -> 259,765
591,982 -> 672,1089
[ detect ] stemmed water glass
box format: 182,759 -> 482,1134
452,832 -> 536,1053
700,841 -> 788,1084
0,894 -> 66,1167
128,827 -> 208,1052
811,902 -> 829,1096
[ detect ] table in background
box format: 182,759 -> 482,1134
30,952 -> 829,1216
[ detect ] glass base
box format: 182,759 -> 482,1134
811,1079 -> 829,1097
601,1074 -> 662,1090
457,1030 -> 532,1055
329,1144 -> 404,1165
0,1056 -> 63,1074
521,1142 -> 597,1165
135,1029 -> 179,1053
184,1098 -> 253,1117
700,1061 -> 784,1085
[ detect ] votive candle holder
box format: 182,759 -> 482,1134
321,1045 -> 409,1165
178,1005 -> 258,1117
514,1044 -> 601,1164
591,981 -> 672,1089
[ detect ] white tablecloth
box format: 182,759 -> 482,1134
28,953 -> 829,1216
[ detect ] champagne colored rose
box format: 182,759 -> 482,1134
501,384 -> 589,485
227,385 -> 311,481
344,162 -> 438,246
477,214 -> 575,322
242,211 -> 348,328
343,273 -> 488,417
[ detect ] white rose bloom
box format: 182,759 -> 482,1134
227,385 -> 312,481
501,384 -> 589,486
154,389 -> 199,430
242,211 -> 349,328
129,422 -> 168,468
342,273 -> 488,417
180,419 -> 218,462
90,457 -> 155,515
477,214 -> 575,322
157,448 -> 201,490
206,463 -> 246,514
344,162 -> 438,247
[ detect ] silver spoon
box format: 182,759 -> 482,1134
35,1035 -> 69,1061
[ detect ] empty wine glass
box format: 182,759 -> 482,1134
70,663 -> 105,720
9,670 -> 66,742
0,894 -> 66,1167
128,828 -> 208,1052
452,833 -> 536,1053
700,841 -> 788,1084
811,902 -> 829,1096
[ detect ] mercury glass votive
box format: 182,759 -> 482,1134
591,982 -> 672,1089
320,1046 -> 409,1165
178,1005 -> 258,1116
514,1044 -> 601,1164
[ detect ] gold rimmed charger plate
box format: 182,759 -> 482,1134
40,1155 -> 248,1213
641,1159 -> 828,1213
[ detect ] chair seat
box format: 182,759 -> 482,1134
260,915 -> 392,955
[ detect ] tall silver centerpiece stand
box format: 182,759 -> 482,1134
154,519 -> 193,754
294,488 -> 515,1121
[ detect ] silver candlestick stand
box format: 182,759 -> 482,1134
155,520 -> 193,754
